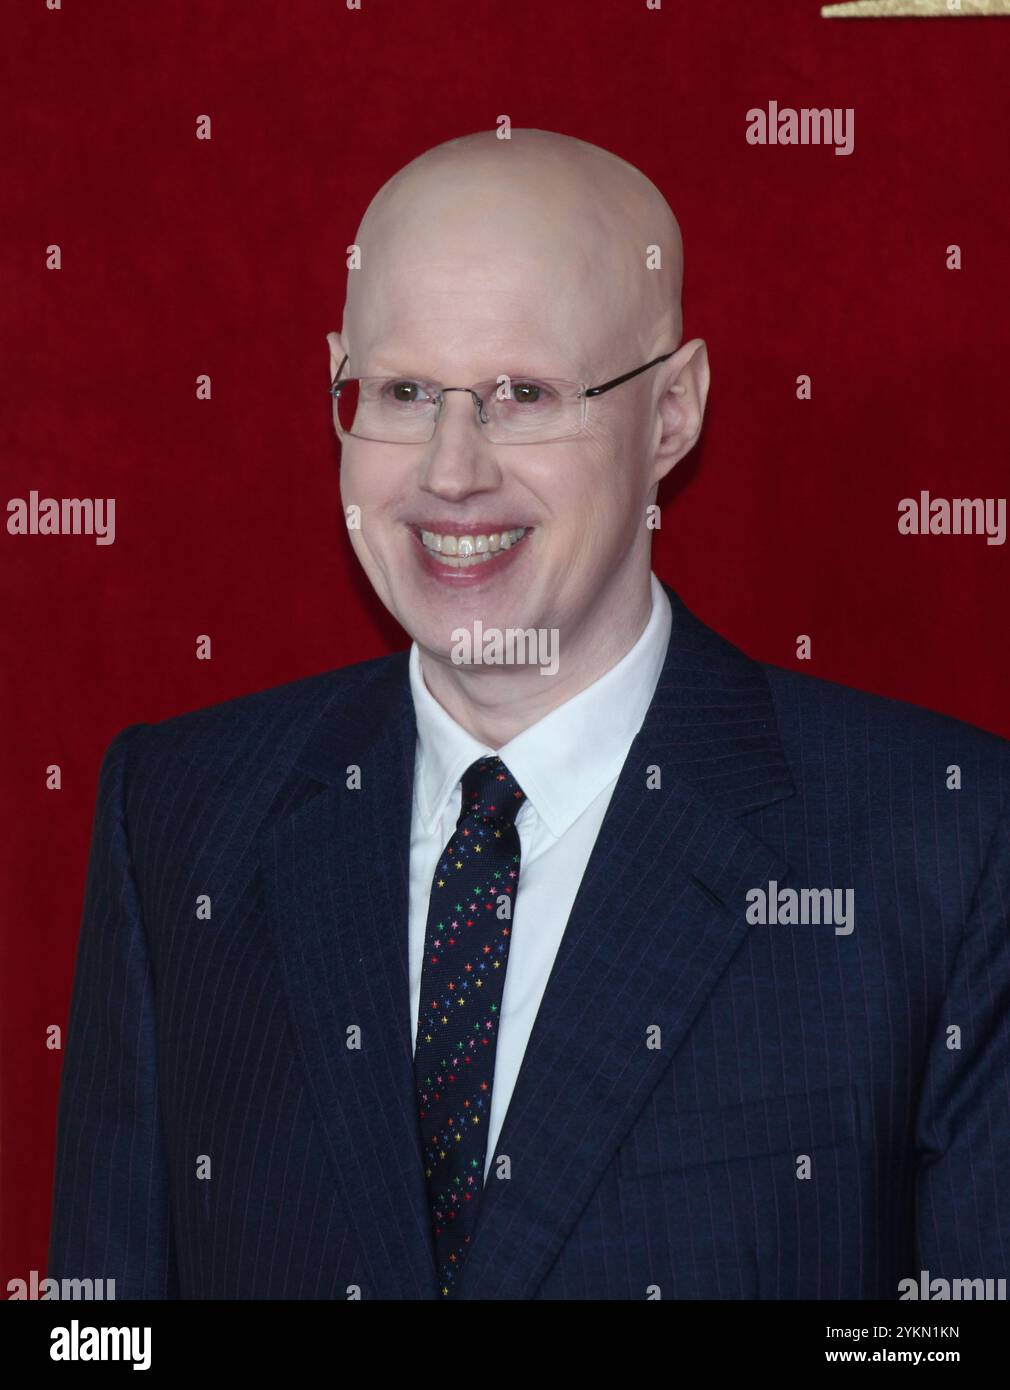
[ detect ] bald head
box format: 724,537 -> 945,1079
329,129 -> 710,726
341,129 -> 683,380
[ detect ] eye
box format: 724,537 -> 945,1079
509,380 -> 553,406
385,380 -> 431,404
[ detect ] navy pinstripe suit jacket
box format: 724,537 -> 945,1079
47,583 -> 1010,1299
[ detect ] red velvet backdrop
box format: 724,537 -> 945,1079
2,0 -> 1008,1288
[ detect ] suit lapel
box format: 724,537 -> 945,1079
259,584 -> 797,1302
259,655 -> 438,1300
455,584 -> 797,1299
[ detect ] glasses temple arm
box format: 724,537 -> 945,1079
582,351 -> 675,398
330,354 -> 349,392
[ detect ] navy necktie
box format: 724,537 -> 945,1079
414,754 -> 527,1298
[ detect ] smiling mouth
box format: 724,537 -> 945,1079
415,526 -> 531,568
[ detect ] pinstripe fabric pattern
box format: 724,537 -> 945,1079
47,583 -> 1010,1299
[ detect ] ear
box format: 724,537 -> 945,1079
326,330 -> 349,381
652,338 -> 710,482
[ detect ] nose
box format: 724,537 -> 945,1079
417,389 -> 502,500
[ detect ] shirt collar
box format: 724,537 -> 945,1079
408,572 -> 673,840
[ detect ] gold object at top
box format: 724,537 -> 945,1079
822,0 -> 1010,16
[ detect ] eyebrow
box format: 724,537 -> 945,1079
363,362 -> 584,383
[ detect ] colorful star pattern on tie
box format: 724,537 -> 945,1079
414,754 -> 527,1298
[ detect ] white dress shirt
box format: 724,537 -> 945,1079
407,572 -> 673,1181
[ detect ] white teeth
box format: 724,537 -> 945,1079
418,527 -> 528,567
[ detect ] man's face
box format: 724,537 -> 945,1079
331,198 -> 693,669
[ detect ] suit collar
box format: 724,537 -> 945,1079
643,580 -> 795,813
291,580 -> 795,817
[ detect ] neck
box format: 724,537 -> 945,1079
417,580 -> 655,747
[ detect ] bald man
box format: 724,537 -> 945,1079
48,130 -> 1010,1303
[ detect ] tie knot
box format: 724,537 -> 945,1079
459,755 -> 526,827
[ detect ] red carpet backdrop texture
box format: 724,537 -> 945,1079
1,0 -> 1008,1288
